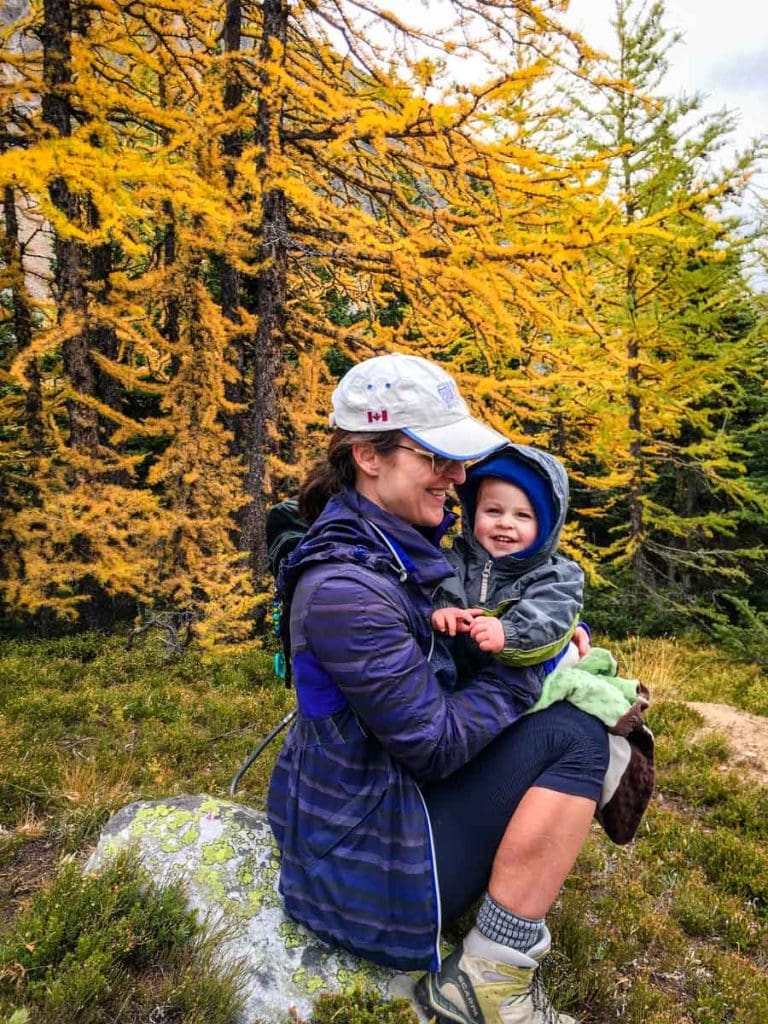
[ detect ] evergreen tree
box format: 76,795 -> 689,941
557,0 -> 767,605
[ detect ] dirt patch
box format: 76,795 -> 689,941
0,835 -> 61,927
688,702 -> 768,786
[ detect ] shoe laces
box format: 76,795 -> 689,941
529,967 -> 559,1024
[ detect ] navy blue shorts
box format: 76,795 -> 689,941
421,702 -> 609,923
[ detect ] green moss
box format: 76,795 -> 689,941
279,919 -> 304,949
200,839 -> 235,865
191,864 -> 227,902
311,987 -> 418,1024
291,965 -> 327,996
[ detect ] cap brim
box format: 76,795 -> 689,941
402,419 -> 508,460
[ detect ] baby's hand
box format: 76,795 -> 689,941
432,607 -> 476,636
469,614 -> 505,653
572,625 -> 591,660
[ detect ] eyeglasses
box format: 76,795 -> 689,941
393,444 -> 465,476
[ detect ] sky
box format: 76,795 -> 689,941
565,0 -> 768,182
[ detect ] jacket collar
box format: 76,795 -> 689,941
279,488 -> 455,603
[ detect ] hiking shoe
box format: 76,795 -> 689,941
414,926 -> 576,1024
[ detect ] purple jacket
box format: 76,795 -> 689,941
266,488 -> 541,970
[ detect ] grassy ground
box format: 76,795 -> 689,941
0,631 -> 767,1022
0,631 -> 292,1024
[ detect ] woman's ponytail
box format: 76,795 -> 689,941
298,429 -> 400,523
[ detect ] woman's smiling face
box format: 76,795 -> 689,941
353,441 -> 466,527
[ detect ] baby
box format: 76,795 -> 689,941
433,443 -> 584,674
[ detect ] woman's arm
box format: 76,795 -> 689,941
300,572 -> 539,782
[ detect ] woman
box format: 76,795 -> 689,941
267,353 -> 608,1024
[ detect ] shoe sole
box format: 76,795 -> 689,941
413,975 -> 475,1024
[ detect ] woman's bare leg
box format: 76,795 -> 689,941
488,786 -> 596,919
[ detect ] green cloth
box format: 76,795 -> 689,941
529,647 -> 642,728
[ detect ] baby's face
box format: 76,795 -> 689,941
473,478 -> 538,557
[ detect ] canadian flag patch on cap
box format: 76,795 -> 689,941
367,409 -> 389,423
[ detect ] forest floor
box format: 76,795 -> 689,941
1,630 -> 767,1024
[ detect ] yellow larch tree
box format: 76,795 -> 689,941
221,0 -> 638,574
0,0 -> 259,639
4,0 -> 750,639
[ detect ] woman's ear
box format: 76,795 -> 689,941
351,442 -> 381,479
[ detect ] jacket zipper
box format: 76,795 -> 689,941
479,560 -> 493,604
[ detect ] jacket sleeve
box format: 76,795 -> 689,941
495,557 -> 584,668
300,571 -> 540,783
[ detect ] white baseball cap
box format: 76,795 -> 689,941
329,353 -> 508,459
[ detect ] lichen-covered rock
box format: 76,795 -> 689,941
87,796 -> 419,1024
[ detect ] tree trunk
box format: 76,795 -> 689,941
42,0 -> 99,455
88,199 -> 122,419
241,0 -> 289,577
220,0 -> 243,326
222,0 -> 244,193
161,199 -> 180,346
217,0 -> 249,456
2,184 -> 43,452
624,255 -> 651,586
620,112 -> 651,587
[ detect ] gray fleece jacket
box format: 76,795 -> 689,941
435,443 -> 584,669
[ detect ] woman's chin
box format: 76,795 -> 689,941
416,504 -> 446,528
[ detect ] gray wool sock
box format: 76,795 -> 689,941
475,892 -> 544,953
